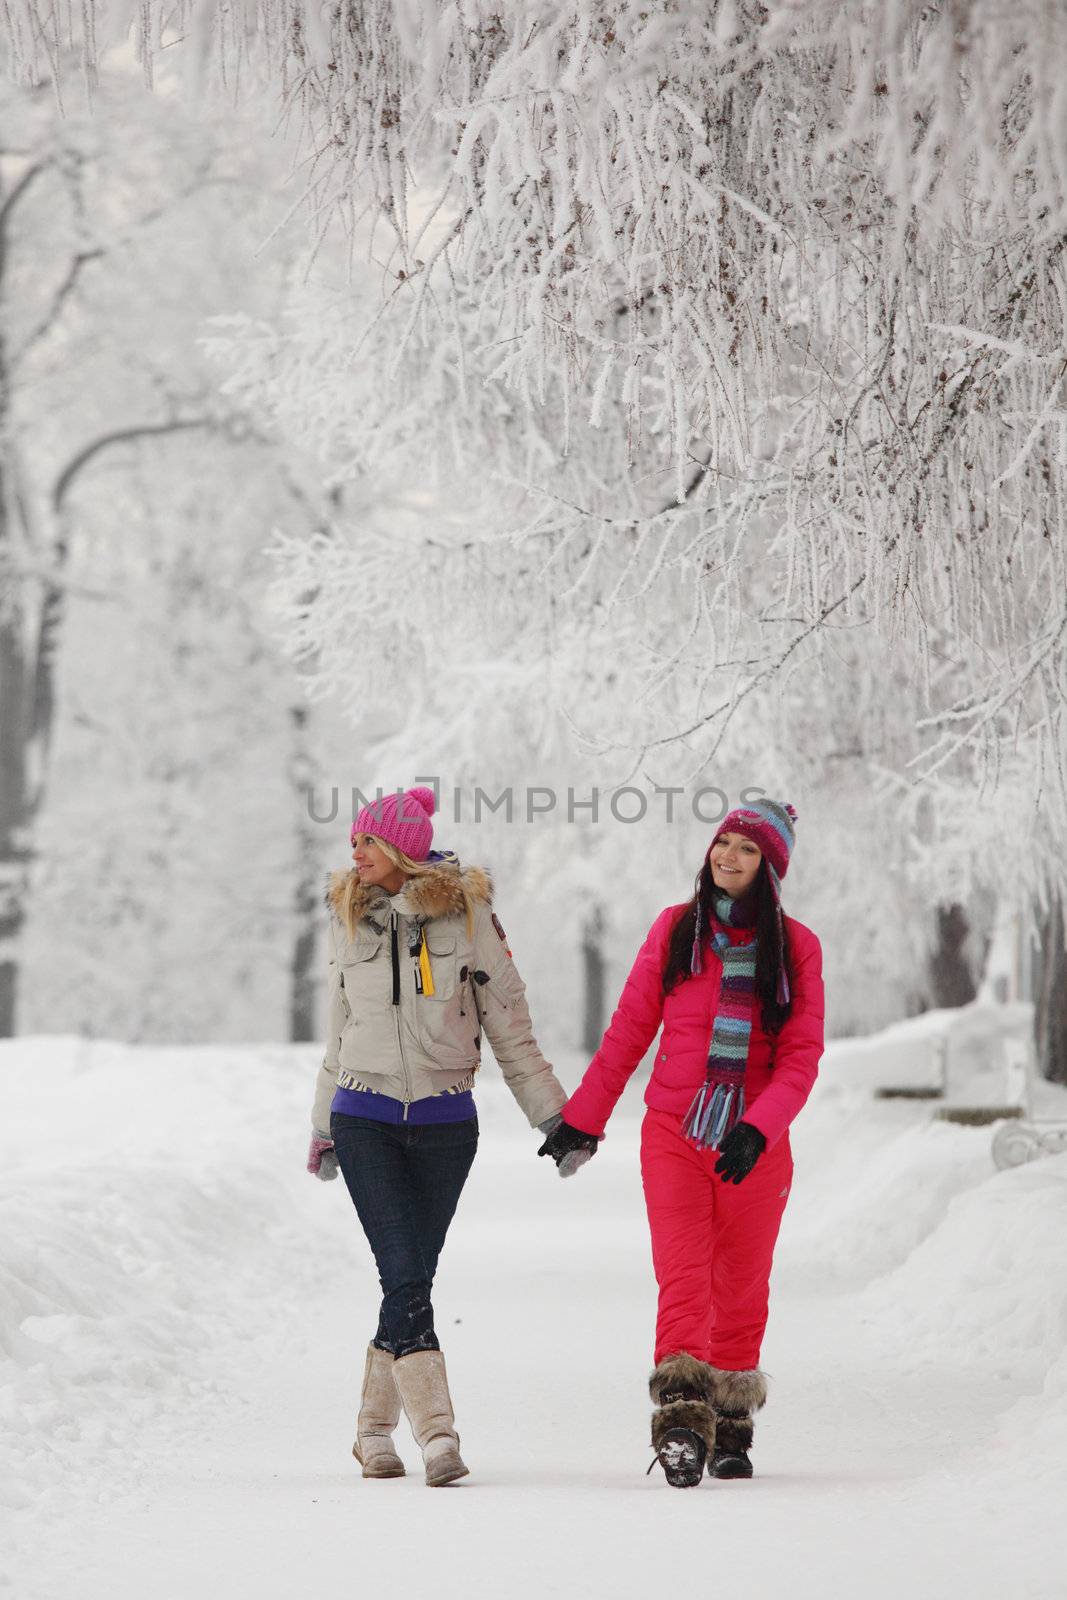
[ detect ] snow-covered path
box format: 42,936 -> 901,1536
3,1036 -> 1066,1600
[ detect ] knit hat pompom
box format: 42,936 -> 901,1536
406,785 -> 437,817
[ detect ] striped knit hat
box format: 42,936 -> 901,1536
350,785 -> 436,863
703,797 -> 799,1006
713,797 -> 797,880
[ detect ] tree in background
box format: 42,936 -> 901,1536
0,74 -> 351,1042
1035,896 -> 1066,1085
2,2 -> 1064,1054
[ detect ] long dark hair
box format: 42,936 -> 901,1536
662,857 -> 792,1035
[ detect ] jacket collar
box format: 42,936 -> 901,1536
325,861 -> 493,927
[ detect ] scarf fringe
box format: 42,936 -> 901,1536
681,1082 -> 746,1151
683,877 -> 788,1153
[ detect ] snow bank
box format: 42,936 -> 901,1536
861,1151 -> 1067,1378
780,1099 -> 997,1287
813,997 -> 1033,1100
0,1037 -> 347,1531
2,1013 -> 1066,1600
779,1000 -> 1067,1289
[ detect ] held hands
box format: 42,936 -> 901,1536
537,1113 -> 600,1178
307,1131 -> 339,1181
713,1121 -> 767,1185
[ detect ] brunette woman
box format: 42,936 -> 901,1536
540,798 -> 824,1487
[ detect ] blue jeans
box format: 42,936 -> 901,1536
330,1112 -> 479,1358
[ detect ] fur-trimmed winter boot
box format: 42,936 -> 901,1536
706,1366 -> 768,1479
391,1349 -> 469,1487
648,1354 -> 717,1488
352,1343 -> 406,1479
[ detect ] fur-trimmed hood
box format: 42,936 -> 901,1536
325,860 -> 494,928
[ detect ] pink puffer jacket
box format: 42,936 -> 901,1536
562,904 -> 825,1150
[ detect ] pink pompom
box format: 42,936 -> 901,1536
407,785 -> 437,816
784,803 -> 798,821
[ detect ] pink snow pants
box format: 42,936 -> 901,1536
640,1106 -> 793,1371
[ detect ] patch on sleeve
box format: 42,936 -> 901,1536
491,912 -> 512,957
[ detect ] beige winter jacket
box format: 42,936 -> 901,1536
311,860 -> 568,1135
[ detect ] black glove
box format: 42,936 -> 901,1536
537,1114 -> 600,1176
713,1121 -> 766,1185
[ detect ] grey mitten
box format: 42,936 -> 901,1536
558,1145 -> 596,1179
307,1131 -> 339,1181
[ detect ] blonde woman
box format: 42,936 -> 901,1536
306,786 -> 583,1486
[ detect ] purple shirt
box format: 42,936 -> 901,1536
331,1085 -> 476,1126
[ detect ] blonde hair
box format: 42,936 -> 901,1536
340,833 -> 477,941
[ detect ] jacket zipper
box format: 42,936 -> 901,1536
390,910 -> 412,1120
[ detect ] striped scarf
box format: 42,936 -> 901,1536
681,889 -> 758,1151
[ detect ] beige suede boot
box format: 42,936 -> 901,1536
391,1349 -> 469,1486
352,1344 -> 406,1479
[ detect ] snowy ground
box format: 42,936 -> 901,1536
3,1024 -> 1067,1600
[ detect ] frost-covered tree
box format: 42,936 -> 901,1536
0,73 -> 350,1042
5,0 -> 1064,1045
113,2 -> 1062,841
0,80 -> 235,1034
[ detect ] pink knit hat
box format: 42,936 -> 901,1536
350,785 -> 436,863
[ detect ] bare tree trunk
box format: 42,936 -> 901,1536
283,486 -> 338,1045
288,702 -> 319,1042
0,167 -> 35,1036
0,486 -> 93,1036
0,150 -> 215,1036
581,902 -> 606,1055
927,902 -> 979,1009
1035,894 -> 1067,1086
0,503 -> 32,1037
